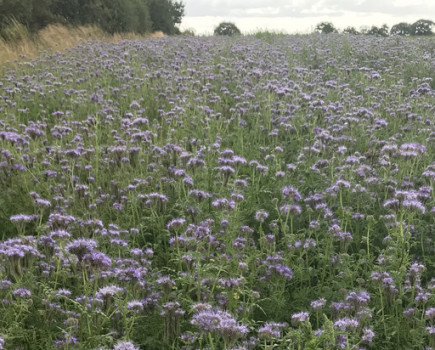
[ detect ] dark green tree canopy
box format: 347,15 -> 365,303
411,19 -> 434,36
390,22 -> 412,36
0,0 -> 185,36
366,24 -> 389,37
342,26 -> 359,35
315,22 -> 337,34
214,22 -> 241,36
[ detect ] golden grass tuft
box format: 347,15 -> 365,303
0,23 -> 165,68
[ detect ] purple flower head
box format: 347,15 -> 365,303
345,290 -> 370,307
12,288 -> 32,298
255,210 -> 269,223
402,199 -> 426,214
191,309 -> 248,342
160,301 -> 185,317
291,311 -> 309,326
212,198 -> 235,210
82,251 -> 112,269
258,322 -> 286,340
49,230 -> 71,240
0,280 -> 12,290
166,218 -> 186,230
333,317 -> 359,332
310,298 -> 326,310
96,285 -> 123,299
48,213 -> 76,229
281,186 -> 302,202
129,100 -> 141,110
66,239 -> 97,260
113,340 -> 139,350
127,300 -> 144,313
399,142 -> 426,157
10,214 -> 39,224
361,328 -> 375,344
425,307 -> 435,321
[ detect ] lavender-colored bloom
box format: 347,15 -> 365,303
415,291 -> 430,302
425,307 -> 435,321
212,198 -> 235,210
281,186 -> 302,201
12,288 -> 32,298
402,199 -> 426,214
191,309 -> 248,342
403,308 -> 415,320
255,210 -> 269,223
361,328 -> 375,343
346,290 -> 370,307
0,280 -> 12,290
82,251 -> 112,269
96,285 -> 123,299
167,218 -> 186,230
160,301 -> 185,317
10,214 -> 39,223
65,239 -> 97,260
113,340 -> 139,350
291,311 -> 309,326
127,300 -> 144,313
50,230 -> 71,240
333,317 -> 359,331
258,322 -> 286,340
55,289 -> 72,298
399,142 -> 426,157
265,263 -> 293,280
310,298 -> 326,310
47,213 -> 76,228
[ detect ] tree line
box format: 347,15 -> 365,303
315,19 -> 434,36
0,0 -> 184,37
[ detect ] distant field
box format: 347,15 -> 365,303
0,34 -> 434,349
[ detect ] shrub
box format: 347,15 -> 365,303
214,22 -> 241,36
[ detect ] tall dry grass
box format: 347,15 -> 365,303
0,21 -> 164,68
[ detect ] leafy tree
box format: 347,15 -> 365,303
28,0 -> 54,31
214,22 -> 241,36
0,0 -> 184,36
148,0 -> 184,34
366,24 -> 389,37
342,26 -> 359,35
169,0 -> 184,26
131,0 -> 152,34
0,0 -> 32,31
390,22 -> 412,36
315,22 -> 337,34
411,19 -> 434,36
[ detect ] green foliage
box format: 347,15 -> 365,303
315,22 -> 337,34
411,19 -> 434,36
390,22 -> 412,36
0,0 -> 184,36
342,26 -> 359,35
0,0 -> 32,32
366,24 -> 389,37
214,22 -> 241,36
0,17 -> 29,41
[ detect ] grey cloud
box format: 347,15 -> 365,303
185,0 -> 435,18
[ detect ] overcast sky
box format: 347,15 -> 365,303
180,0 -> 435,34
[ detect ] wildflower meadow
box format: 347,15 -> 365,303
0,34 -> 435,349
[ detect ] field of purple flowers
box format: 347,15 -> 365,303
0,34 -> 434,349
